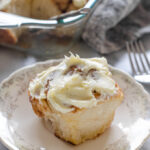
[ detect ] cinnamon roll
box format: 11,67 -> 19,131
28,54 -> 123,144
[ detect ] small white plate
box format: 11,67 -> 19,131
0,59 -> 150,150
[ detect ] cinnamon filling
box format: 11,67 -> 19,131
92,90 -> 101,99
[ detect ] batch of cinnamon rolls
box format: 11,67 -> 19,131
0,0 -> 88,44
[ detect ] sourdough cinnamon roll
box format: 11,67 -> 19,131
28,54 -> 123,145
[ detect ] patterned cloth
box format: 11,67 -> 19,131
82,0 -> 150,54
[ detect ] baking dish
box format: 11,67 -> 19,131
0,0 -> 101,58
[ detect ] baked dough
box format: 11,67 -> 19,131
0,0 -> 88,45
28,55 -> 124,144
0,0 -> 31,44
31,0 -> 61,19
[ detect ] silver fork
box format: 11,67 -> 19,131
126,40 -> 150,84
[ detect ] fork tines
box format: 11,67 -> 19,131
126,40 -> 150,75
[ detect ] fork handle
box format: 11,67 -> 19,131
135,25 -> 150,38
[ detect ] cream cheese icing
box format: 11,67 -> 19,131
29,54 -> 118,113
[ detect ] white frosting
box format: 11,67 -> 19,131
29,54 -> 118,113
